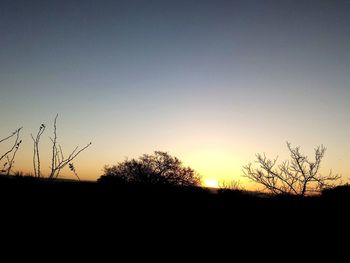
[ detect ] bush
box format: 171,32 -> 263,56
99,151 -> 201,187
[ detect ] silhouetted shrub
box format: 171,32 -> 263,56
99,151 -> 201,187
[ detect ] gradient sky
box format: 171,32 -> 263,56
1,0 -> 349,187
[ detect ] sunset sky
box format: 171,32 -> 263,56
1,0 -> 349,187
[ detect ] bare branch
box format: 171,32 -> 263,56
0,128 -> 22,162
51,142 -> 92,178
48,115 -> 92,179
31,134 -> 37,177
5,139 -> 22,175
0,128 -> 21,144
50,114 -> 58,178
31,124 -> 45,177
0,128 -> 22,176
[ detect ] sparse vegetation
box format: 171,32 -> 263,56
48,115 -> 91,179
0,128 -> 22,175
219,180 -> 243,191
1,115 -> 91,180
0,120 -> 344,200
31,114 -> 91,179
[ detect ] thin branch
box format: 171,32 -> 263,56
50,114 -> 58,178
0,128 -> 22,162
47,115 -> 92,179
31,134 -> 37,177
31,124 -> 45,177
6,139 -> 22,175
52,143 -> 92,178
0,128 -> 20,144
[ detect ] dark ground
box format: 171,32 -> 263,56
1,175 -> 348,221
0,175 -> 349,253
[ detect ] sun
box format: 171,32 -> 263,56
204,178 -> 219,188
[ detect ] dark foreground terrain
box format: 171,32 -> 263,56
1,176 -> 348,220
1,175 -> 349,249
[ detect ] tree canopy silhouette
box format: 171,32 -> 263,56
99,151 -> 201,186
243,142 -> 340,196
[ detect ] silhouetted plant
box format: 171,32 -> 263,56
0,128 -> 22,175
68,163 -> 80,181
219,180 -> 243,191
31,115 -> 91,179
243,142 -> 340,196
48,114 -> 91,179
31,124 -> 45,177
100,151 -> 201,186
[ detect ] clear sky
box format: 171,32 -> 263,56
1,0 -> 349,187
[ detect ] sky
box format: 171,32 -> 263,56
0,0 -> 349,187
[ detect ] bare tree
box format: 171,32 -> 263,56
0,128 -> 22,175
243,142 -> 340,196
31,115 -> 91,179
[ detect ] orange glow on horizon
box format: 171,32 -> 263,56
182,148 -> 246,186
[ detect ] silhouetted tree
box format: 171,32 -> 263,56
243,142 -> 340,196
100,151 -> 201,186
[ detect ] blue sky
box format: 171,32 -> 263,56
1,0 -> 349,184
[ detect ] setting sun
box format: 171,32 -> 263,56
0,0 -> 349,234
204,179 -> 219,188
0,0 -> 349,189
